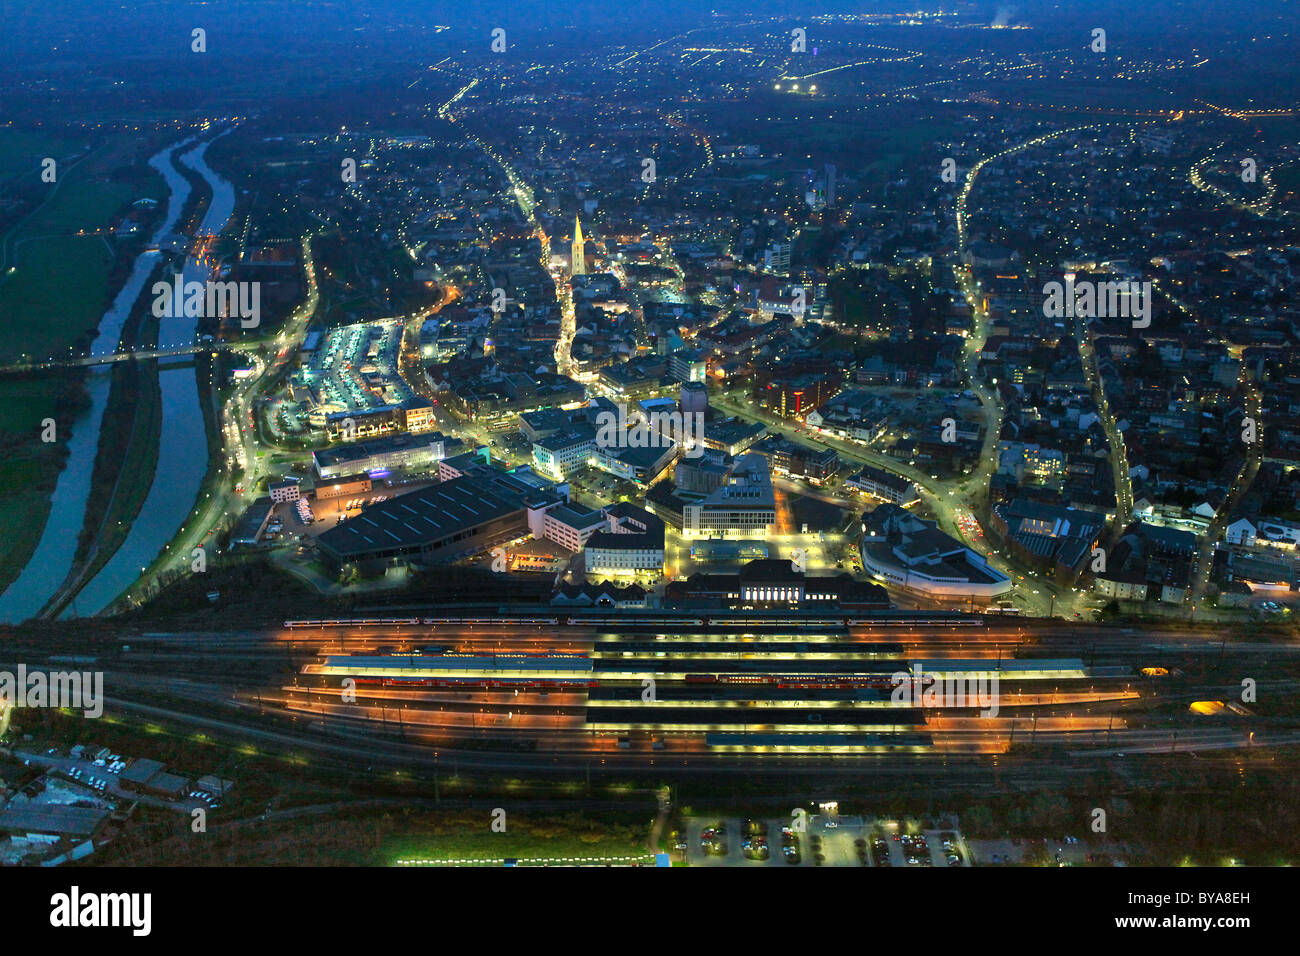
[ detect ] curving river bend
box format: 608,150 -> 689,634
0,136 -> 236,621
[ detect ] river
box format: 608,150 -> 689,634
71,137 -> 237,616
0,134 -> 235,621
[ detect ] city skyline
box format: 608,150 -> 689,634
0,0 -> 1294,926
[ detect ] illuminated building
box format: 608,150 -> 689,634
571,215 -> 586,276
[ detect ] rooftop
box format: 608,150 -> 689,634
317,476 -> 525,558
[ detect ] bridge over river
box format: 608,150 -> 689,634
0,341 -> 246,375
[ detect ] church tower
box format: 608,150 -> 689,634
571,215 -> 586,275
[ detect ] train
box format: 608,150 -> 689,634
284,617 -> 561,628
284,612 -> 986,629
684,673 -> 937,690
351,676 -> 597,690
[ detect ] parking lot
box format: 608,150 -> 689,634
681,815 -> 973,868
14,748 -> 220,815
304,319 -> 415,414
684,816 -> 808,867
568,465 -> 639,505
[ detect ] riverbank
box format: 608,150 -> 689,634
0,136 -> 170,603
44,137 -> 221,616
68,136 -> 237,616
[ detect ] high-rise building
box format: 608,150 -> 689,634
571,215 -> 586,276
679,380 -> 709,415
763,242 -> 791,273
670,349 -> 708,383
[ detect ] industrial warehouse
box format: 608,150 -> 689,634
315,470 -> 561,572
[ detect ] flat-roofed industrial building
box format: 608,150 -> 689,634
315,475 -> 530,573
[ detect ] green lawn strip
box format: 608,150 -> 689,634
109,351 -> 224,613
0,128 -> 81,183
0,158 -> 166,359
381,810 -> 650,866
0,373 -> 86,593
68,255 -> 169,576
69,359 -> 163,588
94,804 -> 650,867
0,143 -> 168,596
0,235 -> 120,361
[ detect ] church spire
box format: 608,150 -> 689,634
571,215 -> 587,275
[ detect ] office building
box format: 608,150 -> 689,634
532,427 -> 597,481
585,503 -> 666,576
682,454 -> 775,539
314,431 -> 450,480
